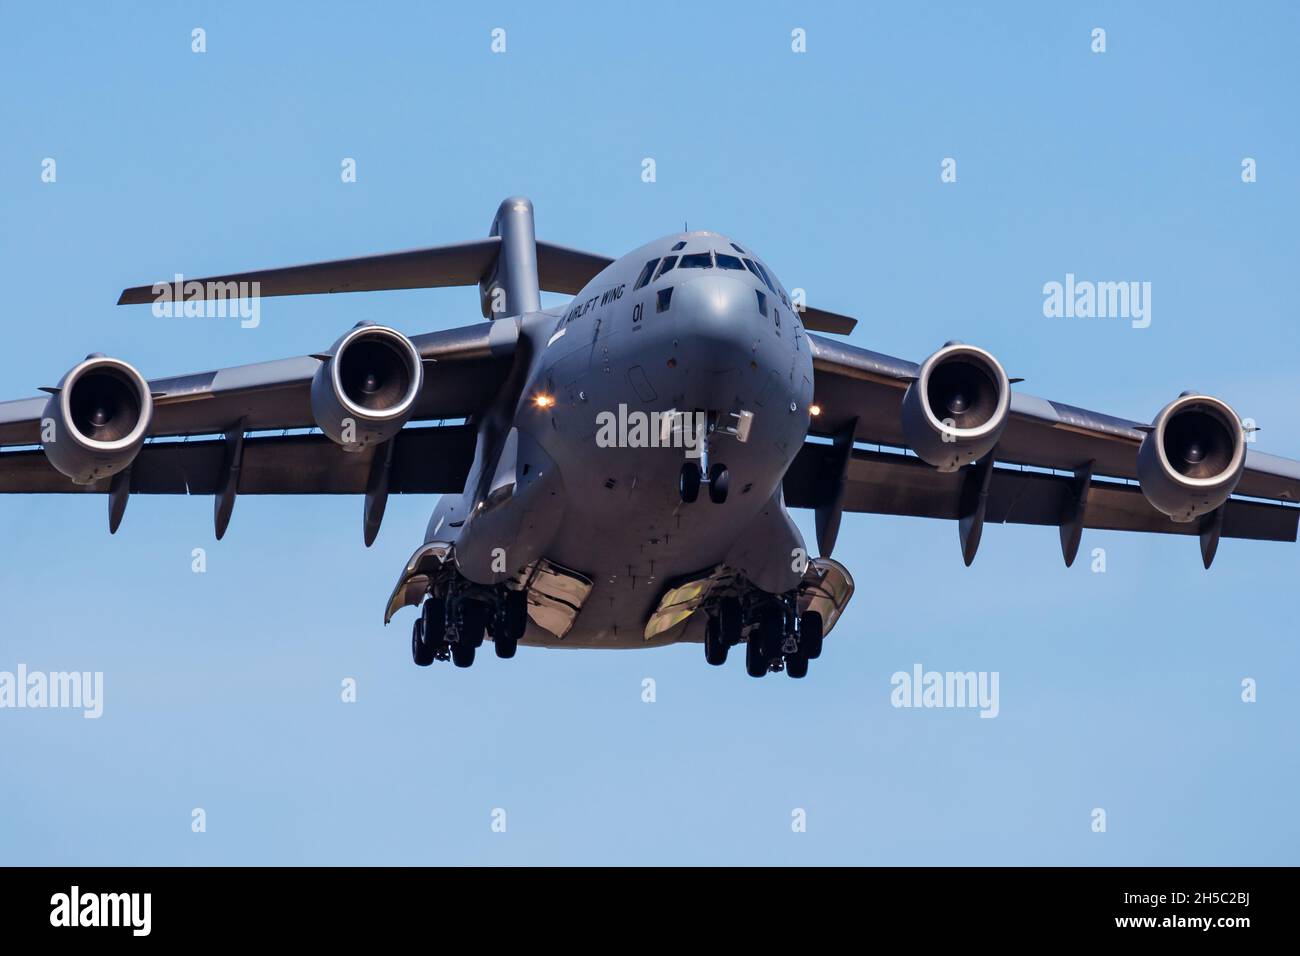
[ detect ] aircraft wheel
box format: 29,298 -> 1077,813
704,616 -> 728,666
460,599 -> 489,648
494,631 -> 518,659
745,636 -> 768,677
786,652 -> 809,679
421,595 -> 445,643
718,597 -> 742,646
451,642 -> 476,668
707,464 -> 730,504
800,611 -> 824,660
504,588 -> 528,641
758,604 -> 786,660
679,461 -> 701,503
411,618 -> 434,667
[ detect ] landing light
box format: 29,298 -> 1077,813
809,404 -> 822,417
533,394 -> 555,409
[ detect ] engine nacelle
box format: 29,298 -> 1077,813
1137,393 -> 1245,522
311,324 -> 423,451
900,342 -> 1011,472
42,356 -> 153,485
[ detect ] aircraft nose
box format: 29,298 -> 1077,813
671,274 -> 758,369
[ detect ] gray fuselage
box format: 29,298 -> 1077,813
425,231 -> 814,647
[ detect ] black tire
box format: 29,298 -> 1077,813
494,631 -> 518,659
451,642 -> 476,668
704,616 -> 728,666
745,636 -> 767,677
411,618 -> 434,667
786,653 -> 809,679
505,588 -> 528,641
679,461 -> 701,503
459,599 -> 489,648
758,604 -> 786,660
800,610 -> 824,660
707,464 -> 730,504
421,596 -> 445,644
718,597 -> 742,646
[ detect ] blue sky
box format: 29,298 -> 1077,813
1,0 -> 1297,864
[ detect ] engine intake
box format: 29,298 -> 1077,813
311,324 -> 423,451
42,356 -> 153,484
901,343 -> 1011,472
1137,394 -> 1245,521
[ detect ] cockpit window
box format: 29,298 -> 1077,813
744,258 -> 777,294
715,253 -> 745,270
633,259 -> 659,290
671,241 -> 687,251
679,252 -> 713,269
730,242 -> 746,254
654,255 -> 679,280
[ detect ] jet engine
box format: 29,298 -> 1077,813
901,342 -> 1011,472
1137,393 -> 1245,522
42,356 -> 153,485
311,324 -> 424,451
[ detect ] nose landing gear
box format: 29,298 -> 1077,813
679,461 -> 701,503
707,463 -> 730,503
675,409 -> 749,505
678,460 -> 731,504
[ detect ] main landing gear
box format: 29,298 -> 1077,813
411,580 -> 529,669
703,592 -> 823,679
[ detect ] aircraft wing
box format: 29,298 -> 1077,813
0,426 -> 477,495
784,333 -> 1300,564
0,320 -> 518,539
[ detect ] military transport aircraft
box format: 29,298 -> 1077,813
2,197 -> 1297,678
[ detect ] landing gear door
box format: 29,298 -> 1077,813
485,427 -> 519,510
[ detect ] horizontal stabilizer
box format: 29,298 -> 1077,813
535,242 -> 615,295
117,237 -> 620,306
118,238 -> 504,304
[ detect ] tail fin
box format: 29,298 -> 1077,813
479,196 -> 541,319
